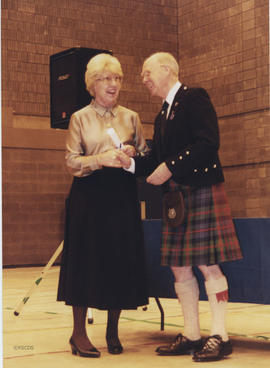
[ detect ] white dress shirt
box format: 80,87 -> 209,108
126,81 -> 181,173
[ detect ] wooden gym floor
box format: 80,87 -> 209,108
3,266 -> 270,368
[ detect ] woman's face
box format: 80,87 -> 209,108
94,71 -> 122,108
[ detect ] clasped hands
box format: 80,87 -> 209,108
96,145 -> 134,168
120,146 -> 173,186
97,145 -> 172,185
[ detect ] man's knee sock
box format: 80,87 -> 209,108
174,277 -> 201,341
205,276 -> 229,341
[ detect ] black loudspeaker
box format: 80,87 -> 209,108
50,47 -> 112,129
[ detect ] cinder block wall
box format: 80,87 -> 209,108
2,128 -> 71,265
2,0 -> 269,265
178,0 -> 269,217
2,0 -> 178,265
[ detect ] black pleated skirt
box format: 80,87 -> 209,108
57,168 -> 149,310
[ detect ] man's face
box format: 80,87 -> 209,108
141,58 -> 168,99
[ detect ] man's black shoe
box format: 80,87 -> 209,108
193,335 -> 233,362
156,334 -> 203,356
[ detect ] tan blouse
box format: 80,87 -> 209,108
66,100 -> 148,177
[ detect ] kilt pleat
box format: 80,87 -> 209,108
161,182 -> 243,266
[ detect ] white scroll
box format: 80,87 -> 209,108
107,127 -> 123,149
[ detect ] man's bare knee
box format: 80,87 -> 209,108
198,264 -> 223,281
171,266 -> 193,282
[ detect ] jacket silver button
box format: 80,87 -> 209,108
194,169 -> 198,173
205,168 -> 208,172
172,161 -> 175,165
186,151 -> 190,155
179,156 -> 183,160
213,164 -> 217,168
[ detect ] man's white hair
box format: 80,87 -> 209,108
144,52 -> 179,77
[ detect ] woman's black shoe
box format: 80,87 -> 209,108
69,338 -> 101,358
106,337 -> 123,354
107,344 -> 123,354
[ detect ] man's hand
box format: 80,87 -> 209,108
121,144 -> 136,157
118,153 -> 132,169
146,162 -> 172,185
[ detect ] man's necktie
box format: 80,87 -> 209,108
160,100 -> 169,144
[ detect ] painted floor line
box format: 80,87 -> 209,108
120,317 -> 270,341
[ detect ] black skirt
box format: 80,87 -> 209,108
57,168 -> 149,310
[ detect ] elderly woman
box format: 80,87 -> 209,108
57,53 -> 149,358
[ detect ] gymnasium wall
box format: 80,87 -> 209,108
2,0 -> 269,265
177,0 -> 269,217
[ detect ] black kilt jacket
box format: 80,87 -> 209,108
135,84 -> 225,187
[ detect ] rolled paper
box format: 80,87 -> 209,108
107,127 -> 122,148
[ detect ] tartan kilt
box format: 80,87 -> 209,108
161,181 -> 243,267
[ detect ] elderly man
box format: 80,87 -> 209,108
123,52 -> 242,362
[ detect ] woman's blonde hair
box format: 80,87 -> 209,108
85,53 -> 123,96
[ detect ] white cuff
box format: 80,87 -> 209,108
124,158 -> 135,173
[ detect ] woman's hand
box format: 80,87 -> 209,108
121,144 -> 136,157
96,149 -> 131,168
